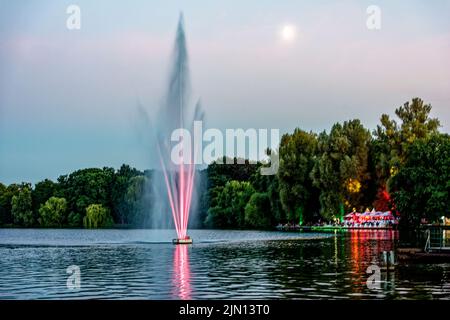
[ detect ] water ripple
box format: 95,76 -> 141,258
0,229 -> 449,299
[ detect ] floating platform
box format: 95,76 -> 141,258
173,236 -> 193,245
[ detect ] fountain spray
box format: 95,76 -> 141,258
156,14 -> 203,245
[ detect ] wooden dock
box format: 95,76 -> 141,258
397,248 -> 450,263
398,225 -> 450,263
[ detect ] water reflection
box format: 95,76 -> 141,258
172,245 -> 192,300
346,230 -> 398,296
1,229 -> 449,299
348,230 -> 397,265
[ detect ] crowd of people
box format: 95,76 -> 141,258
343,208 -> 398,228
276,208 -> 399,230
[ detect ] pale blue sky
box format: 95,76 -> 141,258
1,0 -> 449,184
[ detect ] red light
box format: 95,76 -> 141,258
172,244 -> 191,299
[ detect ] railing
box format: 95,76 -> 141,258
424,229 -> 431,252
422,225 -> 450,252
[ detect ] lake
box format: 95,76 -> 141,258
0,229 -> 449,299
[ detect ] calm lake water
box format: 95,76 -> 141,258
0,229 -> 449,299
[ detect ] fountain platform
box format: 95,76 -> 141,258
173,236 -> 193,245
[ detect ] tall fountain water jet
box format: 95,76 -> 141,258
156,14 -> 203,244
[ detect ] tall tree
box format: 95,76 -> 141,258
205,180 -> 255,228
83,204 -> 113,228
311,120 -> 371,220
373,97 -> 441,209
38,197 -> 67,227
124,175 -> 152,226
389,134 -> 450,229
0,183 -> 8,226
203,157 -> 259,228
57,167 -> 115,219
251,165 -> 284,223
244,192 -> 272,228
32,179 -> 58,220
0,183 -> 20,226
278,129 -> 319,223
111,164 -> 143,225
11,184 -> 34,227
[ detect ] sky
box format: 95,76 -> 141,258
0,0 -> 449,184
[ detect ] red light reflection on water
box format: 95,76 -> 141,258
349,229 -> 397,261
348,229 -> 398,290
172,245 -> 192,300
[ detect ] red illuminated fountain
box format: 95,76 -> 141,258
156,14 -> 202,245
163,156 -> 195,245
159,126 -> 195,245
161,155 -> 195,244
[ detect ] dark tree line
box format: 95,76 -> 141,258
0,165 -> 150,228
0,98 -> 448,230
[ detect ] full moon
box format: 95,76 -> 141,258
281,24 -> 296,42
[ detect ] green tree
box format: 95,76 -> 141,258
124,175 -> 152,226
389,134 -> 449,230
373,98 -> 441,207
251,163 -> 284,223
205,180 -> 255,228
278,129 -> 319,223
57,167 -> 115,222
83,204 -> 113,228
244,192 -> 272,228
32,179 -> 58,219
375,98 -> 440,166
38,197 -> 67,227
11,184 -> 33,227
207,157 -> 259,187
311,120 -> 371,220
67,212 -> 82,228
111,164 -> 143,225
203,158 -> 259,228
0,183 -> 21,226
0,183 -> 8,225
